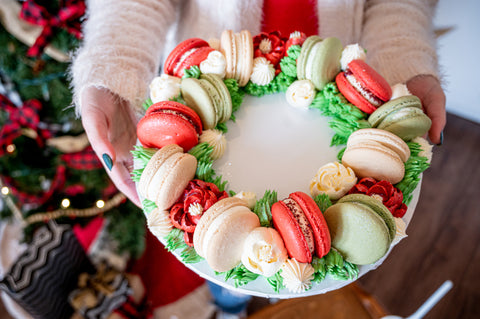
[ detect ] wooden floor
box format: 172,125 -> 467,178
1,113 -> 479,318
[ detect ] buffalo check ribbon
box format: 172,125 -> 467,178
20,0 -> 86,58
0,93 -> 51,155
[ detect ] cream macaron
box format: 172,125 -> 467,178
138,144 -> 197,210
193,197 -> 260,272
342,128 -> 410,184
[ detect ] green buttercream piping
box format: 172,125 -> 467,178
230,264 -> 260,287
142,199 -> 157,214
180,246 -> 203,263
188,143 -> 228,191
224,78 -> 244,113
215,122 -> 228,134
396,142 -> 430,205
311,257 -> 327,282
142,98 -> 153,111
165,228 -> 185,252
253,190 -> 277,227
131,145 -> 157,182
266,271 -> 284,293
313,194 -> 332,213
312,250 -> 359,282
279,45 -> 301,78
183,65 -> 201,79
311,82 -> 369,146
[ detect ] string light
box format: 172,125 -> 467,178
96,200 -> 105,208
6,144 -> 16,153
61,198 -> 71,208
1,186 -> 9,195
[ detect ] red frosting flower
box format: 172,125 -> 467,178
253,31 -> 287,73
170,179 -> 228,246
349,177 -> 408,218
285,31 -> 307,55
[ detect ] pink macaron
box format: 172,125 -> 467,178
137,101 -> 203,151
164,38 -> 214,78
272,191 -> 331,263
336,59 -> 392,114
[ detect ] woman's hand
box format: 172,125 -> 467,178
80,87 -> 141,206
406,74 -> 446,145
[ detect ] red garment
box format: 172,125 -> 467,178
261,0 -> 319,37
130,229 -> 205,308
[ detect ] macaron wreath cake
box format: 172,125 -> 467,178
132,30 -> 433,296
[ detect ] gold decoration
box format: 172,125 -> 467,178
46,133 -> 90,153
70,262 -> 126,311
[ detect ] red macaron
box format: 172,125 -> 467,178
272,191 -> 331,263
137,101 -> 203,151
164,38 -> 214,78
336,59 -> 392,114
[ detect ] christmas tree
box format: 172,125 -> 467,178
0,0 -> 145,258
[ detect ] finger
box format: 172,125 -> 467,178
81,107 -> 117,168
108,161 -> 142,207
422,88 -> 446,145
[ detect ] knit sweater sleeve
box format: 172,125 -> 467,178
71,0 -> 178,116
360,0 -> 439,86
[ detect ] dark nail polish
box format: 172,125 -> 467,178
102,153 -> 113,171
437,131 -> 444,146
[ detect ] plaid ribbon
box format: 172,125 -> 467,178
20,0 -> 86,57
0,94 -> 52,155
61,146 -> 103,170
2,165 -> 66,208
114,295 -> 153,319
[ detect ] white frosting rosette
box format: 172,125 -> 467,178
310,162 -> 357,200
413,136 -> 433,164
199,129 -> 227,160
149,74 -> 181,103
285,79 -> 316,109
147,208 -> 173,238
340,44 -> 367,71
391,83 -> 412,100
280,258 -> 315,293
392,217 -> 408,245
199,50 -> 227,78
234,191 -> 257,210
241,227 -> 288,277
250,57 -> 275,86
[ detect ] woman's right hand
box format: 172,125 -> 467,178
80,87 -> 141,206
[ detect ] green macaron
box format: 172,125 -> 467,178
200,74 -> 232,123
338,194 -> 396,242
181,74 -> 233,129
297,36 -> 343,90
368,95 -> 432,141
324,201 -> 391,265
181,77 -> 216,129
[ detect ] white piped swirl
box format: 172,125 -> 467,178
199,129 -> 227,160
147,208 -> 173,238
281,258 -> 315,293
250,57 -> 275,86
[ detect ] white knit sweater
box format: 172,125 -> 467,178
71,0 -> 439,116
